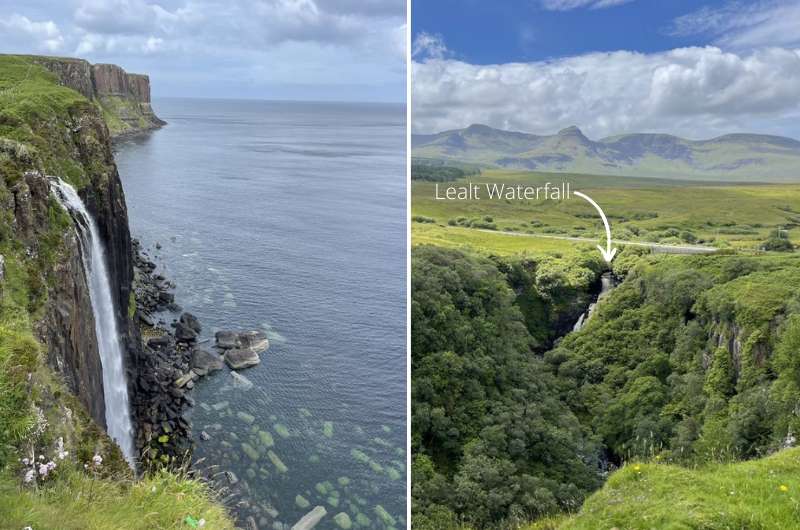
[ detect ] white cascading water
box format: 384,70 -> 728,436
51,178 -> 135,467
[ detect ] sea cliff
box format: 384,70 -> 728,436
0,54 -> 230,527
26,55 -> 166,137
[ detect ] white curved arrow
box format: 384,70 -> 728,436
574,191 -> 617,263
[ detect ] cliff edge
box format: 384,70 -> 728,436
26,55 -> 166,138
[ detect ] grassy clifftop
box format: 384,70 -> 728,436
530,447 -> 800,529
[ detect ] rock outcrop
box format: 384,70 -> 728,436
28,55 -> 166,137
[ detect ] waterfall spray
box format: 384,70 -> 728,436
51,178 -> 135,467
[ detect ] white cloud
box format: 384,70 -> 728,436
412,32 -> 447,60
0,0 -> 406,101
539,0 -> 635,11
412,46 -> 800,138
671,0 -> 800,50
0,14 -> 64,52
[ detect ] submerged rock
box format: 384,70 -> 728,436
333,513 -> 352,529
291,506 -> 327,530
231,371 -> 254,390
225,348 -> 260,370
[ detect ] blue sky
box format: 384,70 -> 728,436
0,0 -> 406,102
413,0 -> 718,64
411,0 -> 800,138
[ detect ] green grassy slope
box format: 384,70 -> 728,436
530,448 -> 800,530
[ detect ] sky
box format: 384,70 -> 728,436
0,0 -> 406,102
412,0 -> 800,139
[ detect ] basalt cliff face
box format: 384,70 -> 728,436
31,56 -> 166,137
0,55 -> 185,469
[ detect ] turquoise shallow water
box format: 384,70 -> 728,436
114,98 -> 407,529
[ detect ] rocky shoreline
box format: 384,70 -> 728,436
129,240 -> 284,529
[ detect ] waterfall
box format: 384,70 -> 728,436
572,272 -> 615,332
51,178 -> 135,467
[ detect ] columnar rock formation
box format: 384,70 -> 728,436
31,56 -> 165,136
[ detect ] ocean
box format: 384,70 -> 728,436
114,98 -> 406,529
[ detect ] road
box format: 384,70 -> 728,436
473,228 -> 719,255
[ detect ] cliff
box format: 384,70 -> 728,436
0,54 -> 181,464
26,55 -> 166,137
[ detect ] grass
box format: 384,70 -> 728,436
0,55 -> 104,189
0,468 -> 234,530
412,223 -> 593,257
532,447 -> 800,530
412,169 -> 800,254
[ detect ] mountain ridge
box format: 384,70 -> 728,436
412,124 -> 800,182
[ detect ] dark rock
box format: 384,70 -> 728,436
191,348 -> 223,373
139,312 -> 155,326
224,348 -> 261,370
179,312 -> 202,333
215,330 -> 239,349
225,470 -> 238,485
175,321 -> 198,343
147,335 -> 171,349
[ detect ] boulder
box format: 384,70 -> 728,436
292,506 -> 327,530
224,348 -> 260,370
175,321 -> 198,343
215,330 -> 239,349
191,348 -> 223,373
147,335 -> 171,349
239,330 -> 269,353
179,312 -> 202,333
158,291 -> 174,304
139,312 -> 156,327
174,372 -> 194,388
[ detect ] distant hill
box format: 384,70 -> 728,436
412,124 -> 800,182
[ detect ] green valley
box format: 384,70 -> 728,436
411,166 -> 800,529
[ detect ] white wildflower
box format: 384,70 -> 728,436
92,454 -> 103,466
23,469 -> 36,483
21,457 -> 30,466
198,519 -> 206,528
55,438 -> 68,460
38,463 -> 49,477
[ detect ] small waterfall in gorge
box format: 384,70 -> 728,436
572,272 -> 615,332
51,178 -> 135,467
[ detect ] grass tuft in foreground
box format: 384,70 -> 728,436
0,467 -> 234,530
534,447 -> 800,530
